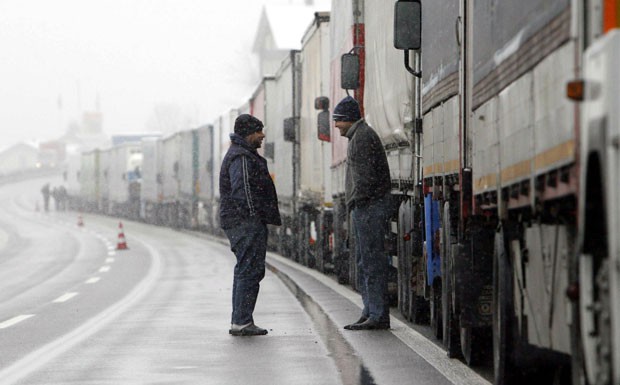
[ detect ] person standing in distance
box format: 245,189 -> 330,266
41,183 -> 51,212
334,96 -> 392,330
219,114 -> 282,336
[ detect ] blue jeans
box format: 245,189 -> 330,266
224,218 -> 268,325
351,194 -> 391,322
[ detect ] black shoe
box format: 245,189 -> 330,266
229,323 -> 268,336
344,316 -> 368,330
346,318 -> 390,331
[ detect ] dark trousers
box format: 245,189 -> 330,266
351,194 -> 391,321
224,219 -> 268,325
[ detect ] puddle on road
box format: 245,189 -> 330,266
269,265 -> 377,385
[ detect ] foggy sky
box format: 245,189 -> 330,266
0,0 -> 293,150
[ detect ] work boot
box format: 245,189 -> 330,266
343,315 -> 368,330
346,318 -> 390,330
229,323 -> 268,336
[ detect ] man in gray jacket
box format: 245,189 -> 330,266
333,96 -> 392,330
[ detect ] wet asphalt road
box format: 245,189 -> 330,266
0,178 -> 491,385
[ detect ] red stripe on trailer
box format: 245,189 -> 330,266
353,23 -> 365,113
603,0 -> 620,32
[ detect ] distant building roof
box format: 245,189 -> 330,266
252,1 -> 330,76
253,1 -> 331,52
1,141 -> 37,153
0,141 -> 40,175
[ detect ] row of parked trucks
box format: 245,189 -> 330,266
67,0 -> 619,384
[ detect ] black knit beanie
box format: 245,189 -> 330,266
332,96 -> 361,122
234,114 -> 264,137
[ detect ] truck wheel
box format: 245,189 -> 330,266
409,252 -> 429,325
493,227 -> 517,385
399,276 -> 409,320
461,326 -> 487,366
442,204 -> 460,357
409,294 -> 429,324
430,281 -> 443,340
444,286 -> 461,358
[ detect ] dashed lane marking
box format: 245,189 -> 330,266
85,277 -> 101,284
98,266 -> 111,273
105,257 -> 115,263
52,292 -> 79,303
52,292 -> 78,303
0,234 -> 163,384
107,251 -> 116,256
0,315 -> 35,329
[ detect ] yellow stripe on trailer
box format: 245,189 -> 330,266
534,140 -> 575,171
474,173 -> 498,193
423,158 -> 459,177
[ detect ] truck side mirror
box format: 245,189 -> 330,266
263,142 -> 275,160
394,0 -> 422,77
283,117 -> 297,143
317,111 -> 331,142
394,0 -> 421,50
314,96 -> 329,110
341,53 -> 360,90
314,96 -> 331,142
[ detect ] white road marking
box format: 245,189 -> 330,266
85,277 -> 101,284
0,315 -> 35,329
99,266 -> 111,273
107,251 -> 116,256
53,292 -> 79,303
105,257 -> 115,263
0,236 -> 162,384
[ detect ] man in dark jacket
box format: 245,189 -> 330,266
334,96 -> 392,330
220,114 -> 281,336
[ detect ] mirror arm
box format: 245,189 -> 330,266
404,50 -> 421,78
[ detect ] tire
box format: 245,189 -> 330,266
301,213 -> 315,268
430,281 -> 443,340
444,286 -> 461,358
409,252 -> 429,324
409,293 -> 429,324
316,213 -> 326,273
461,326 -> 487,366
398,204 -> 411,319
442,203 -> 461,357
407,204 -> 429,324
570,254 -> 592,385
399,265 -> 410,320
493,227 -> 517,385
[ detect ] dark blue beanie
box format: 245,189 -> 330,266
332,96 -> 361,122
234,114 -> 264,137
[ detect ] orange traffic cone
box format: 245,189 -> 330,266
77,215 -> 84,227
116,221 -> 128,250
